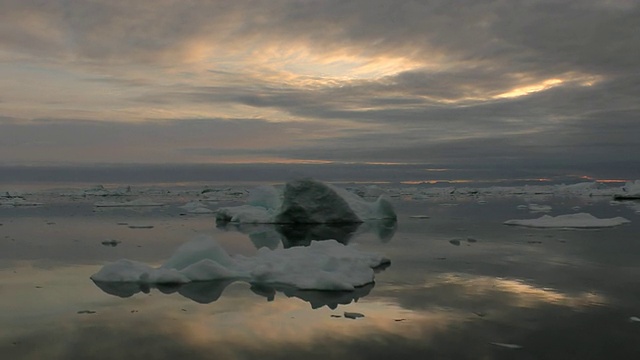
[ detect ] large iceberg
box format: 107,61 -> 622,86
216,178 -> 397,224
504,213 -> 630,228
91,235 -> 390,291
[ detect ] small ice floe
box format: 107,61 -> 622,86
344,312 -> 365,319
629,316 -> 640,322
477,200 -> 487,204
490,342 -> 522,349
91,235 -> 389,291
409,215 -> 430,219
516,204 -> 529,210
528,204 -> 552,213
180,201 -> 214,214
95,199 -> 164,207
128,224 -> 154,229
77,310 -> 97,314
101,239 -> 122,247
504,213 -> 630,229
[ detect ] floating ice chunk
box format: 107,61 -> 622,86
504,213 -> 630,228
216,178 -> 396,224
128,224 -> 154,229
91,235 -> 389,291
180,201 -> 214,214
629,316 -> 640,322
101,239 -> 121,247
528,204 -> 552,213
614,180 -> 640,200
344,312 -> 365,319
95,199 -> 164,207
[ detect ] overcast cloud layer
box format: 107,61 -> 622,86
1,0 -> 639,179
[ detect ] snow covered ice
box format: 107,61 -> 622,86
504,213 -> 630,228
91,235 -> 390,291
216,178 -> 397,224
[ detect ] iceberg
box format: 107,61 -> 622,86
91,235 -> 390,291
216,178 -> 397,224
504,213 -> 630,228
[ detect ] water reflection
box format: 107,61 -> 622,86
216,219 -> 397,249
92,279 -> 374,309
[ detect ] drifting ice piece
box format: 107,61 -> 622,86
504,213 -> 630,228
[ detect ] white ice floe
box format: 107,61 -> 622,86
180,201 -> 214,214
504,213 -> 630,228
91,235 -> 389,291
216,178 -> 396,224
95,198 -> 165,207
528,204 -> 552,213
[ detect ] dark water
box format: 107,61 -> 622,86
1,183 -> 640,359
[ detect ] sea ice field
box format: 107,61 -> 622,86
2,179 -> 640,359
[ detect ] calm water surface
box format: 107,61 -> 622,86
1,184 -> 640,359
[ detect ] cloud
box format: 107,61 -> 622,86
0,0 -> 638,176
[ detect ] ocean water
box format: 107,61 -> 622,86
2,176 -> 640,359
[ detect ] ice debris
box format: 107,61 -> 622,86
216,178 -> 396,224
91,235 -> 390,291
504,213 -> 630,228
0,197 -> 43,207
344,311 -> 365,319
180,201 -> 214,214
95,199 -> 164,207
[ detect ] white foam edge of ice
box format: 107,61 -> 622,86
504,212 -> 630,228
91,235 -> 390,291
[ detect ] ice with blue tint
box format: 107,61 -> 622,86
91,235 -> 389,291
216,178 -> 396,224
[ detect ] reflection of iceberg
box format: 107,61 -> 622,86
91,235 -> 389,291
216,178 -> 397,224
217,219 -> 397,249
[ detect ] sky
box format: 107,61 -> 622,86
1,0 -> 639,179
